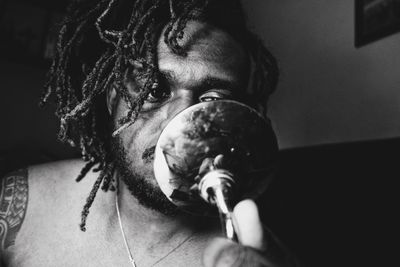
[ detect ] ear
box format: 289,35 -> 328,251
106,86 -> 118,115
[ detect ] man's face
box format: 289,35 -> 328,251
110,21 -> 249,213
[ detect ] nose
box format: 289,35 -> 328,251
168,89 -> 198,118
158,89 -> 198,132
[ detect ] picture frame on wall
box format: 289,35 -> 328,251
355,0 -> 400,47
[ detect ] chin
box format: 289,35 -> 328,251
112,135 -> 179,215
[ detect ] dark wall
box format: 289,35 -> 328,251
0,61 -> 78,165
0,0 -> 77,163
259,138 -> 399,267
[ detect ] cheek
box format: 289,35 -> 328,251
115,102 -> 169,163
113,91 -> 193,166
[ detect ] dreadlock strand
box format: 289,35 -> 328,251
112,73 -> 155,136
87,51 -> 116,97
95,0 -> 119,46
169,0 -> 176,18
126,0 -> 143,33
101,161 -> 115,191
48,25 -> 68,115
163,0 -> 179,50
76,160 -> 97,182
165,0 -> 201,55
126,9 -> 142,53
63,57 -> 117,122
53,21 -> 89,117
111,20 -> 160,133
82,50 -> 114,98
58,118 -> 68,142
110,56 -> 137,115
130,0 -> 164,56
40,50 -> 60,107
79,170 -> 106,231
39,85 -> 53,108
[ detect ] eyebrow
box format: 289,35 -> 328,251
160,70 -> 241,93
197,77 -> 240,92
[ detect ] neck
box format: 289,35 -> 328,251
115,176 -> 217,243
94,172 -> 221,266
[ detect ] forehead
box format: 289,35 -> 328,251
157,21 -> 248,85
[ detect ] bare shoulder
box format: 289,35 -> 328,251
0,159 -> 103,265
25,158 -> 96,212
0,159 -> 87,252
28,158 -> 87,185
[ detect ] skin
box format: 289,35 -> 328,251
0,21 -> 291,266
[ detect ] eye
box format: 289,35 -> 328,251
146,86 -> 171,103
199,90 -> 232,102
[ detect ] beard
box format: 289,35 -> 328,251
111,136 -> 179,216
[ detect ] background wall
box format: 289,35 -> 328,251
0,61 -> 77,160
243,0 -> 400,149
0,0 -> 75,161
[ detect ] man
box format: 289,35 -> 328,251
0,0 -> 294,266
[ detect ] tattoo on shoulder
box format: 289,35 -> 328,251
0,168 -> 29,251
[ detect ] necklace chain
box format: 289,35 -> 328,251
116,193 -> 137,267
115,192 -> 194,267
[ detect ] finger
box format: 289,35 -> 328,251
233,199 -> 264,250
203,237 -> 236,267
203,237 -> 271,267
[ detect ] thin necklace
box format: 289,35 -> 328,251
115,193 -> 194,267
116,193 -> 136,267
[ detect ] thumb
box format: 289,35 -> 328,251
233,199 -> 265,250
203,237 -> 237,267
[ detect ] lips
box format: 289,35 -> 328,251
142,146 -> 156,163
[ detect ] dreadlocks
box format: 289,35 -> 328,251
40,0 -> 279,231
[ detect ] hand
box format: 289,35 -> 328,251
203,199 -> 288,267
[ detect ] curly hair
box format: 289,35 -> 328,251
40,0 -> 279,231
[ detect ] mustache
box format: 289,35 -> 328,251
142,146 -> 156,163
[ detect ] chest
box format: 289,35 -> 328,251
8,233 -> 205,267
